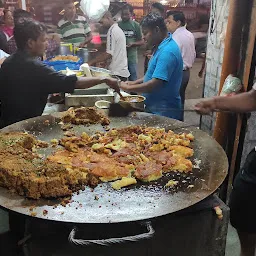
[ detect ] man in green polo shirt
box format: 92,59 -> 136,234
118,4 -> 144,81
57,0 -> 92,47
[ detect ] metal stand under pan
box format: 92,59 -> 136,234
21,195 -> 229,256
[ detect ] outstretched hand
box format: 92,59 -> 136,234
120,81 -> 131,92
104,77 -> 120,93
194,98 -> 216,115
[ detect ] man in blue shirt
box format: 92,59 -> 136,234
120,13 -> 183,120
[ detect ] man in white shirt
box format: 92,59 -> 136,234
88,11 -> 130,81
166,11 -> 196,119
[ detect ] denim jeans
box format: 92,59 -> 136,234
128,62 -> 138,81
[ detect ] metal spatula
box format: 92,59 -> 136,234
108,101 -> 232,117
108,102 -> 192,117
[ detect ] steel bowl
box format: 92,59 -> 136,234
75,48 -> 98,63
120,95 -> 146,109
90,66 -> 112,77
76,48 -> 89,63
58,43 -> 73,55
95,100 -> 111,109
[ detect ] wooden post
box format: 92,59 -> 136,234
213,0 -> 246,146
226,0 -> 256,203
143,0 -> 150,15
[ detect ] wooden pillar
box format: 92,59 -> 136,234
213,0 -> 247,145
226,0 -> 256,203
143,0 -> 150,15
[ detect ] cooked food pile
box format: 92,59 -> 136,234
50,55 -> 80,62
121,96 -> 145,103
0,124 -> 194,199
61,107 -> 110,126
0,132 -> 89,199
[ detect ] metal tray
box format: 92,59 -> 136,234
65,86 -> 114,107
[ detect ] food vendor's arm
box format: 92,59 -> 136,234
121,51 -> 177,93
76,77 -> 120,92
79,32 -> 93,48
132,77 -> 144,84
121,78 -> 163,93
87,52 -> 111,66
0,57 -> 6,66
88,28 -> 114,66
37,62 -> 120,94
127,40 -> 144,48
195,89 -> 256,114
124,77 -> 144,86
80,22 -> 93,47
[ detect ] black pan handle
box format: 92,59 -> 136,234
68,221 -> 154,246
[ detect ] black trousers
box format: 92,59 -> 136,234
180,69 -> 190,121
230,149 -> 256,233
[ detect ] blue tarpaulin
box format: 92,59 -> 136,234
43,58 -> 82,72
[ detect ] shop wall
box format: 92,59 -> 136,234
201,0 -> 229,134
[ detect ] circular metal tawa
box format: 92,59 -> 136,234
0,113 -> 228,224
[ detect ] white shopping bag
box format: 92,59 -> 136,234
80,0 -> 110,22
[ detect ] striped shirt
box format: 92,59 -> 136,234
57,15 -> 91,46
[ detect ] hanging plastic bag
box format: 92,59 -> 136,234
220,75 -> 242,96
80,0 -> 110,22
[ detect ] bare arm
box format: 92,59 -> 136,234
88,52 -> 111,66
0,57 -> 6,66
75,77 -> 120,93
195,89 -> 256,114
127,77 -> 144,86
127,40 -> 144,48
120,78 -> 163,93
214,90 -> 256,112
79,32 -> 93,47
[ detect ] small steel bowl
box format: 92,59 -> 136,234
95,100 -> 111,109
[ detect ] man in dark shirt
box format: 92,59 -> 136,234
0,19 -> 119,127
118,4 -> 144,81
195,85 -> 256,256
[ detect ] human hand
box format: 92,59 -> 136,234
79,42 -> 86,48
147,54 -> 152,60
104,77 -> 120,93
120,81 -> 131,92
87,60 -> 94,66
198,70 -> 203,78
194,98 -> 216,115
124,81 -> 136,86
144,50 -> 152,57
126,43 -> 134,48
